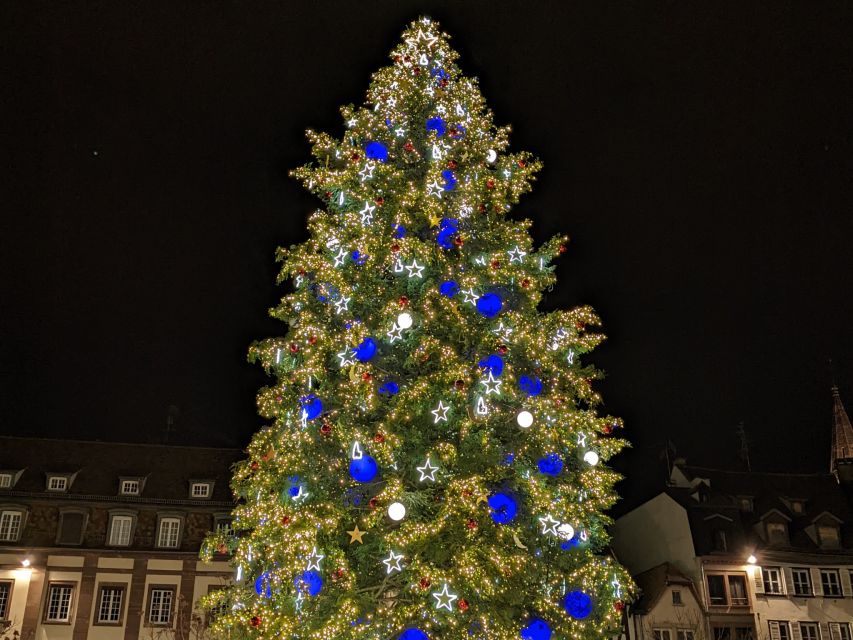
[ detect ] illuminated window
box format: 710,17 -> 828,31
0,475 -> 11,489
120,480 -> 140,495
108,515 -> 133,546
96,585 -> 125,624
0,511 -> 22,542
791,568 -> 811,596
147,587 -> 175,625
157,517 -> 181,548
190,482 -> 212,499
47,476 -> 67,492
820,569 -> 841,596
0,581 -> 12,620
44,583 -> 74,623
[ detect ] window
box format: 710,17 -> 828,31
707,574 -> 727,605
728,575 -> 748,605
56,511 -> 86,545
214,517 -> 234,536
654,630 -> 672,640
830,623 -> 852,640
800,623 -> 819,640
763,567 -> 783,594
108,515 -> 133,546
205,585 -> 228,624
791,568 -> 812,596
147,587 -> 175,625
672,589 -> 683,605
734,629 -> 754,640
190,482 -> 212,498
818,525 -> 840,548
120,480 -> 140,495
820,568 -> 841,596
713,628 -> 731,640
713,529 -> 728,551
96,585 -> 125,624
791,500 -> 804,514
47,476 -> 68,492
677,631 -> 695,640
0,581 -> 12,620
0,510 -> 22,542
768,622 -> 791,640
157,517 -> 181,548
44,583 -> 74,623
767,522 -> 788,545
0,474 -> 11,489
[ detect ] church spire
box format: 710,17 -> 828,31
830,385 -> 853,475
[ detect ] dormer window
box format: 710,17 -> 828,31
791,500 -> 805,514
0,474 -> 11,489
818,524 -> 841,548
767,521 -> 788,545
738,497 -> 754,512
47,476 -> 68,492
189,481 -> 213,499
120,479 -> 141,496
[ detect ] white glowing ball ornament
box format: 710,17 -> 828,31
486,149 -> 498,163
396,312 -> 413,329
557,523 -> 575,540
516,410 -> 534,428
583,451 -> 600,466
388,502 -> 407,521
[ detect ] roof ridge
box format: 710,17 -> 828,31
0,434 -> 243,452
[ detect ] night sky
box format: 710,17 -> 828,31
3,1 -> 852,508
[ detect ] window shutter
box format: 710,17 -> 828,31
782,567 -> 795,596
811,567 -> 823,596
769,622 -> 782,640
57,512 -> 84,545
840,570 -> 852,597
829,623 -> 842,640
753,567 -> 765,594
820,623 -> 831,640
791,622 -> 803,640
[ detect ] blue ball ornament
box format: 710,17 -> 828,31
437,228 -> 456,249
488,492 -> 518,524
295,570 -> 323,596
521,618 -> 552,640
426,116 -> 447,137
450,124 -> 466,139
378,381 -> 399,396
476,292 -> 503,318
537,453 -> 564,477
349,455 -> 378,483
478,354 -> 504,377
300,394 -> 323,420
518,375 -> 543,397
563,590 -> 593,619
353,337 -> 377,362
255,572 -> 272,598
393,224 -> 406,239
365,141 -> 389,162
440,280 -> 459,297
441,169 -> 457,191
399,630 -> 429,640
430,68 -> 448,80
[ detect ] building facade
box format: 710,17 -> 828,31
0,437 -> 243,640
612,388 -> 853,640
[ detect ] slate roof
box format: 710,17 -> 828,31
669,464 -> 853,557
831,385 -> 853,471
0,436 -> 244,505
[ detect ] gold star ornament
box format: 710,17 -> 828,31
347,525 -> 366,544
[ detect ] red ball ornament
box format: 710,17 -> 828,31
413,66 -> 421,76
332,568 -> 345,581
374,433 -> 385,444
454,236 -> 464,247
478,204 -> 487,214
250,461 -> 259,471
275,395 -> 283,403
490,259 -> 500,269
394,55 -> 402,63
289,343 -> 299,353
350,152 -> 360,161
403,141 -> 414,152
216,543 -> 228,555
419,577 -> 431,589
486,178 -> 496,189
458,599 -> 469,612
281,515 -> 291,526
517,159 -> 526,168
298,268 -> 306,276
614,601 -> 625,612
462,489 -> 472,498
250,616 -> 262,628
447,159 -> 458,169
449,127 -> 458,137
399,295 -> 409,307
368,497 -> 378,509
558,243 -> 567,254
576,321 -> 586,330
320,422 -> 332,436
308,335 -> 317,345
362,371 -> 373,382
522,278 -> 530,288
440,78 -> 449,88
466,518 -> 478,530
498,344 -> 508,355
375,196 -> 384,206
602,424 -> 613,435
454,379 -> 465,390
391,243 -> 401,253
324,191 -> 332,200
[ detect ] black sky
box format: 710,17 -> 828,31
3,1 -> 852,507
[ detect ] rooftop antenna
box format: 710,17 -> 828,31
736,422 -> 751,472
164,404 -> 180,444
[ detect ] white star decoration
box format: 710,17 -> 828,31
612,576 -> 623,598
436,104 -> 447,114
334,295 -> 351,315
358,162 -> 375,182
395,127 -> 406,137
337,348 -> 356,367
416,457 -> 439,482
432,583 -> 458,611
333,248 -> 348,267
508,245 -> 526,264
386,323 -> 404,343
406,28 -> 438,50
462,287 -> 480,305
480,371 -> 502,395
305,546 -> 324,571
382,550 -> 404,574
359,202 -> 375,225
577,432 -> 587,447
427,180 -> 443,198
405,259 -> 425,278
539,515 -> 561,536
431,400 -> 450,423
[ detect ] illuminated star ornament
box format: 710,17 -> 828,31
305,547 -> 324,571
386,323 -> 404,343
347,525 -> 366,544
358,162 -> 375,181
359,202 -> 375,225
333,247 -> 348,267
382,550 -> 404,574
334,295 -> 351,315
337,348 -> 356,367
432,583 -> 458,611
405,259 -> 425,278
427,179 -> 444,198
480,371 -> 502,395
416,457 -> 439,482
508,245 -> 527,263
539,514 -> 561,536
431,400 -> 450,423
406,25 -> 438,49
462,287 -> 480,305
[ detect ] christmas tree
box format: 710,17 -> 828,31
202,17 -> 631,640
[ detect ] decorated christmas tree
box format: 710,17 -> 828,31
202,17 -> 631,640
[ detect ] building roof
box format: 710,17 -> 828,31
631,562 -> 696,614
669,464 -> 853,556
831,385 -> 853,472
0,436 -> 243,505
